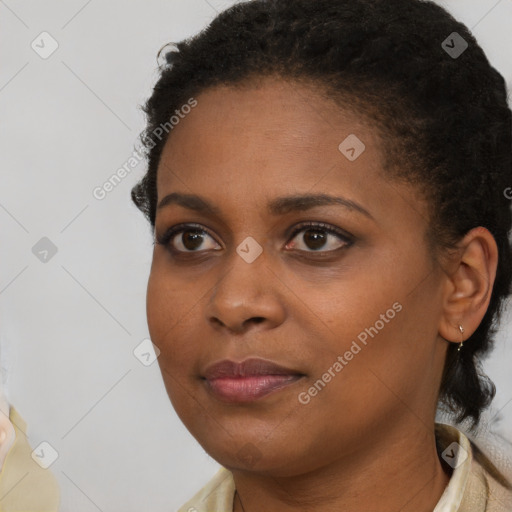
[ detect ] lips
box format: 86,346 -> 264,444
202,358 -> 305,402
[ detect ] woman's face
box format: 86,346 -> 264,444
147,77 -> 450,476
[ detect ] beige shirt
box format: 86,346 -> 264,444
178,423 -> 512,512
0,407 -> 60,512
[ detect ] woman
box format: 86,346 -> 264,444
131,0 -> 512,510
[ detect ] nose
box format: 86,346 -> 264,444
205,249 -> 286,335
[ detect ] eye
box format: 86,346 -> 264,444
285,222 -> 353,253
156,223 -> 221,253
156,221 -> 353,255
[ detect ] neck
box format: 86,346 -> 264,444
232,421 -> 451,512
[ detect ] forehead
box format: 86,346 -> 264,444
156,78 -> 385,199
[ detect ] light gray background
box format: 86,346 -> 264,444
0,1 -> 511,511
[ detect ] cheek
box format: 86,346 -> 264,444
146,259 -> 213,385
147,254 -> 192,334
298,262 -> 430,405
146,269 -> 168,343
146,265 -> 214,435
146,264 -> 191,361
146,269 -> 196,406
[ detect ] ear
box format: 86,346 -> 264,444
438,226 -> 498,345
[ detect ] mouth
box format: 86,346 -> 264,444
202,357 -> 306,403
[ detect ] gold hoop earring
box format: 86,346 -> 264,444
457,325 -> 464,352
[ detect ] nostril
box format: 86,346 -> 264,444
242,317 -> 265,329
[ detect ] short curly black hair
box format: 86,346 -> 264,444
132,0 -> 512,429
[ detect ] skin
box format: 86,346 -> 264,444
147,77 -> 498,512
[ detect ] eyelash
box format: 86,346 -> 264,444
156,221 -> 354,256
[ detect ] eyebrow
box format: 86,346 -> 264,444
157,192 -> 373,219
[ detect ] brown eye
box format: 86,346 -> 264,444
173,229 -> 220,252
157,224 -> 221,253
302,229 -> 328,250
286,223 -> 353,253
180,230 -> 208,251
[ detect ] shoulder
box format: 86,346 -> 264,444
469,440 -> 512,512
435,422 -> 512,512
177,466 -> 235,512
